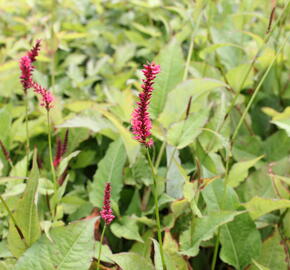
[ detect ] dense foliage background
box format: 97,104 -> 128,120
0,0 -> 289,269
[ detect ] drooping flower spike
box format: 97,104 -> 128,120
131,62 -> 160,147
100,183 -> 115,225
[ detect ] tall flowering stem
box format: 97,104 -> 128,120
131,63 -> 166,269
146,149 -> 166,269
131,62 -> 160,147
97,183 -> 115,270
19,40 -> 41,176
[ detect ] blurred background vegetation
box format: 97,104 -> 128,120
0,0 -> 289,269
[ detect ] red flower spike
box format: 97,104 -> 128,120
100,183 -> 115,225
19,55 -> 33,93
131,62 -> 160,147
53,137 -> 62,168
61,129 -> 69,156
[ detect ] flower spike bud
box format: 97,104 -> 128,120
19,55 -> 33,93
27,40 -> 41,63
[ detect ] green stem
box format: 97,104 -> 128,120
146,148 -> 166,270
154,141 -> 166,170
47,110 -> 56,188
96,224 -> 106,270
24,94 -> 30,176
0,195 -> 28,247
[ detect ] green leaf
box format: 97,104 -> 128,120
243,196 -> 290,219
111,252 -> 154,270
110,216 -> 143,243
163,231 -> 188,270
251,260 -> 270,270
7,151 -> 41,257
250,229 -> 288,270
167,109 -> 209,149
249,229 -> 288,270
180,211 -> 242,257
220,213 -> 261,270
199,43 -> 244,59
150,39 -> 185,118
226,64 -> 254,92
89,138 -> 127,208
97,108 -> 140,164
152,239 -> 163,270
158,79 -> 226,128
14,218 -> 96,270
166,146 -> 188,199
202,179 -> 240,212
227,156 -> 264,188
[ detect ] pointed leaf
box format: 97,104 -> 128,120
244,197 -> 290,219
14,218 -> 96,270
150,39 -> 185,118
89,138 -> 127,208
227,156 -> 263,188
220,213 -> 261,270
7,151 -> 41,257
249,229 -> 288,270
180,211 -> 242,257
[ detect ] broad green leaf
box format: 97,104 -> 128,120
167,109 -> 209,149
110,216 -> 143,243
150,39 -> 185,118
159,79 -> 226,128
251,260 -> 270,270
7,151 -> 41,257
226,64 -> 254,92
249,229 -> 287,270
14,218 -> 96,270
202,179 -> 240,212
244,197 -> 290,219
180,211 -> 242,257
97,108 -> 140,164
227,156 -> 263,188
220,213 -> 261,270
89,138 -> 127,208
111,252 -> 154,270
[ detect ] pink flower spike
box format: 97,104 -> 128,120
131,62 -> 160,147
31,81 -> 54,111
100,183 -> 115,225
19,55 -> 33,93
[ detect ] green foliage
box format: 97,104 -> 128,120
14,218 -> 96,270
0,0 -> 289,269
